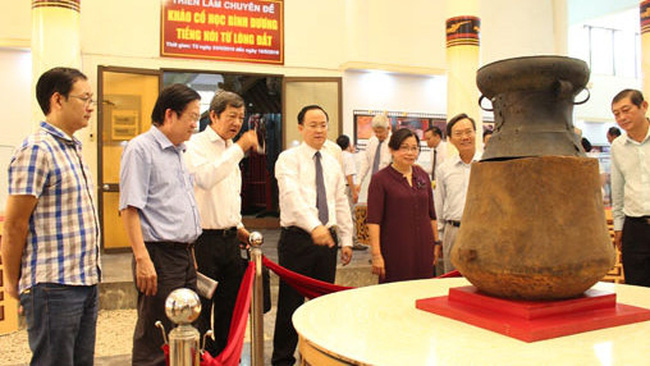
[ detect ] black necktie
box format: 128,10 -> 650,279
432,148 -> 437,181
372,140 -> 383,175
314,151 -> 329,225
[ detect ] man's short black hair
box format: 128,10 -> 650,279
151,84 -> 201,127
612,89 -> 645,108
581,137 -> 592,152
336,134 -> 350,150
297,105 -> 329,125
36,67 -> 88,115
446,113 -> 476,137
607,126 -> 621,137
425,126 -> 443,138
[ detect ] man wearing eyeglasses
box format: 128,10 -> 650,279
434,113 -> 481,274
120,84 -> 203,365
2,67 -> 101,366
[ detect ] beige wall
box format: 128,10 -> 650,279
0,0 -> 30,47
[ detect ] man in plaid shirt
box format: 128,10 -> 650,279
1,67 -> 101,366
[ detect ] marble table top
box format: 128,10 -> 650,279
293,278 -> 650,365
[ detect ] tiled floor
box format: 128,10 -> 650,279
1,228 -> 375,366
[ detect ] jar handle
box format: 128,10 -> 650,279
573,88 -> 591,105
478,95 -> 494,112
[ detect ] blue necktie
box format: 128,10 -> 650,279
314,151 -> 329,225
372,140 -> 383,175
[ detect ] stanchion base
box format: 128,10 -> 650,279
416,286 -> 650,342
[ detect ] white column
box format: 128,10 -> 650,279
31,0 -> 82,127
445,0 -> 482,149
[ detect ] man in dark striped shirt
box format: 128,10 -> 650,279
2,67 -> 101,366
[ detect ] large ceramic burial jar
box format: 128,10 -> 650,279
451,56 -> 616,300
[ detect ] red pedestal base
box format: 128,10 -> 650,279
416,286 -> 650,342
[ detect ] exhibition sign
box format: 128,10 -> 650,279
161,0 -> 284,64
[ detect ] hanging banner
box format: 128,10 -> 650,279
161,0 -> 284,64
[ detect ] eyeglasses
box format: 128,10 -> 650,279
398,146 -> 420,153
69,95 -> 96,106
451,129 -> 475,138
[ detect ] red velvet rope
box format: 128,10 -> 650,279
163,258 -> 461,365
435,269 -> 462,278
262,255 -> 353,299
201,261 -> 255,366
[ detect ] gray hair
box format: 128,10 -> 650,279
371,113 -> 390,129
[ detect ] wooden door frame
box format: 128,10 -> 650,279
97,66 -> 162,252
282,77 -> 343,150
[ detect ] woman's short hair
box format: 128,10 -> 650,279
388,128 -> 420,151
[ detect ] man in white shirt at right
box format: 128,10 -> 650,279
434,113 -> 481,274
610,88 -> 650,287
355,114 -> 392,197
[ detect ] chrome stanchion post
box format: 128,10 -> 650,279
165,289 -> 202,366
249,231 -> 265,366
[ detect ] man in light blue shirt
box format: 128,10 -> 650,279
120,84 -> 202,365
610,89 -> 650,287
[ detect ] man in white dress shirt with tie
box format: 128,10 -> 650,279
434,113 -> 480,273
355,113 -> 392,197
272,105 -> 353,366
184,91 -> 259,356
423,125 -> 447,188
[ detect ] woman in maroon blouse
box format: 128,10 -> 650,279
367,128 -> 441,283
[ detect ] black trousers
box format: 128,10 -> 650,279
272,227 -> 338,366
132,242 -> 197,366
194,229 -> 246,356
622,216 -> 650,287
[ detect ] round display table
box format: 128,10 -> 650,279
293,278 -> 650,365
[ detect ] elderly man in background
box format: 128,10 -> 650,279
355,114 -> 392,196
